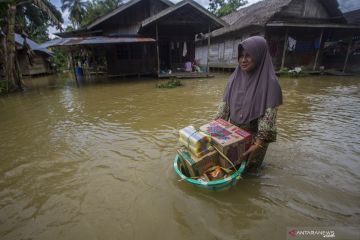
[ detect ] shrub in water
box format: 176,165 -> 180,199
156,79 -> 183,88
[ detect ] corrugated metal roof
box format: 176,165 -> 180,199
15,33 -> 52,55
39,36 -> 156,48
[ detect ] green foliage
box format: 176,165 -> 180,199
61,0 -> 88,29
0,80 -> 9,94
208,0 -> 247,17
277,67 -> 289,76
156,79 -> 183,88
60,0 -> 122,29
50,48 -> 69,71
0,0 -> 63,42
17,1 -> 63,42
80,0 -> 122,27
65,25 -> 74,32
277,67 -> 308,78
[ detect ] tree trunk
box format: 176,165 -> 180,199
5,4 -> 22,91
0,32 -> 5,79
0,32 -> 7,93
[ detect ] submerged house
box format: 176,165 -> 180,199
195,0 -> 360,72
43,0 -> 227,77
15,34 -> 53,76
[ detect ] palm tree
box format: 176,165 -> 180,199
0,0 -> 61,92
61,0 -> 88,29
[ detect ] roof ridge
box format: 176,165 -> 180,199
87,0 -> 174,30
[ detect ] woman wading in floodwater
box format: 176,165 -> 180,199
215,36 -> 283,175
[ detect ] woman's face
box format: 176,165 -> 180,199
238,51 -> 255,73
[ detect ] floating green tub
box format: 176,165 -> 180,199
173,154 -> 246,191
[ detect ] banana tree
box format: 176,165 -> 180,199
0,0 -> 62,92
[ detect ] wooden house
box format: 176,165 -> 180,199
44,0 -> 227,77
15,34 -> 53,76
344,9 -> 360,25
195,0 -> 360,72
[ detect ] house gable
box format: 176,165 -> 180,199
88,0 -> 173,35
280,0 -> 329,19
214,0 -> 346,38
140,0 -> 228,34
273,0 -> 346,24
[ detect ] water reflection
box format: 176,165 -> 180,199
0,73 -> 359,239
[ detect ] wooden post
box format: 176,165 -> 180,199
206,25 -> 211,74
343,36 -> 353,73
70,49 -> 79,87
313,28 -> 324,71
169,41 -> 172,71
156,23 -> 160,77
281,28 -> 288,69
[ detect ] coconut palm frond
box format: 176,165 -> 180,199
32,0 -> 62,28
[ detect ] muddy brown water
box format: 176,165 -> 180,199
0,73 -> 359,239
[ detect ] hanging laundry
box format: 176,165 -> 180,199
176,42 -> 180,48
183,41 -> 187,57
170,41 -> 174,50
288,37 -> 296,51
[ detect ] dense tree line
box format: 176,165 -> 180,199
208,0 -> 247,17
62,0 -> 123,29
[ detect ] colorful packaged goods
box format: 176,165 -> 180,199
179,126 -> 213,157
177,148 -> 219,177
199,119 -> 252,168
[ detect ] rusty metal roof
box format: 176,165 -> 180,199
39,36 -> 156,48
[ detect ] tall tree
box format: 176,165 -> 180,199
0,0 -> 62,92
208,0 -> 247,17
16,1 -> 63,43
61,0 -> 88,29
81,0 -> 122,27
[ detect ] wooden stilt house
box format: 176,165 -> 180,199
195,0 -> 360,73
42,0 -> 227,78
15,34 -> 53,76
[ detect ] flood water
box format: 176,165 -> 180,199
0,73 -> 359,239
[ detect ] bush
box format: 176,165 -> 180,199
278,67 -> 308,78
50,48 -> 69,71
0,80 -> 8,94
156,79 -> 183,88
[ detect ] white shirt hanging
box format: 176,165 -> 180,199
288,37 -> 296,51
183,41 -> 187,57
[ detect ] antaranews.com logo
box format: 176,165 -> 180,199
287,227 -> 336,239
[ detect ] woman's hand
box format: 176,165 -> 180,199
243,140 -> 264,167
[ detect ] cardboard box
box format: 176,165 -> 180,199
178,137 -> 213,158
177,148 -> 219,177
179,125 -> 213,157
199,119 -> 252,168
